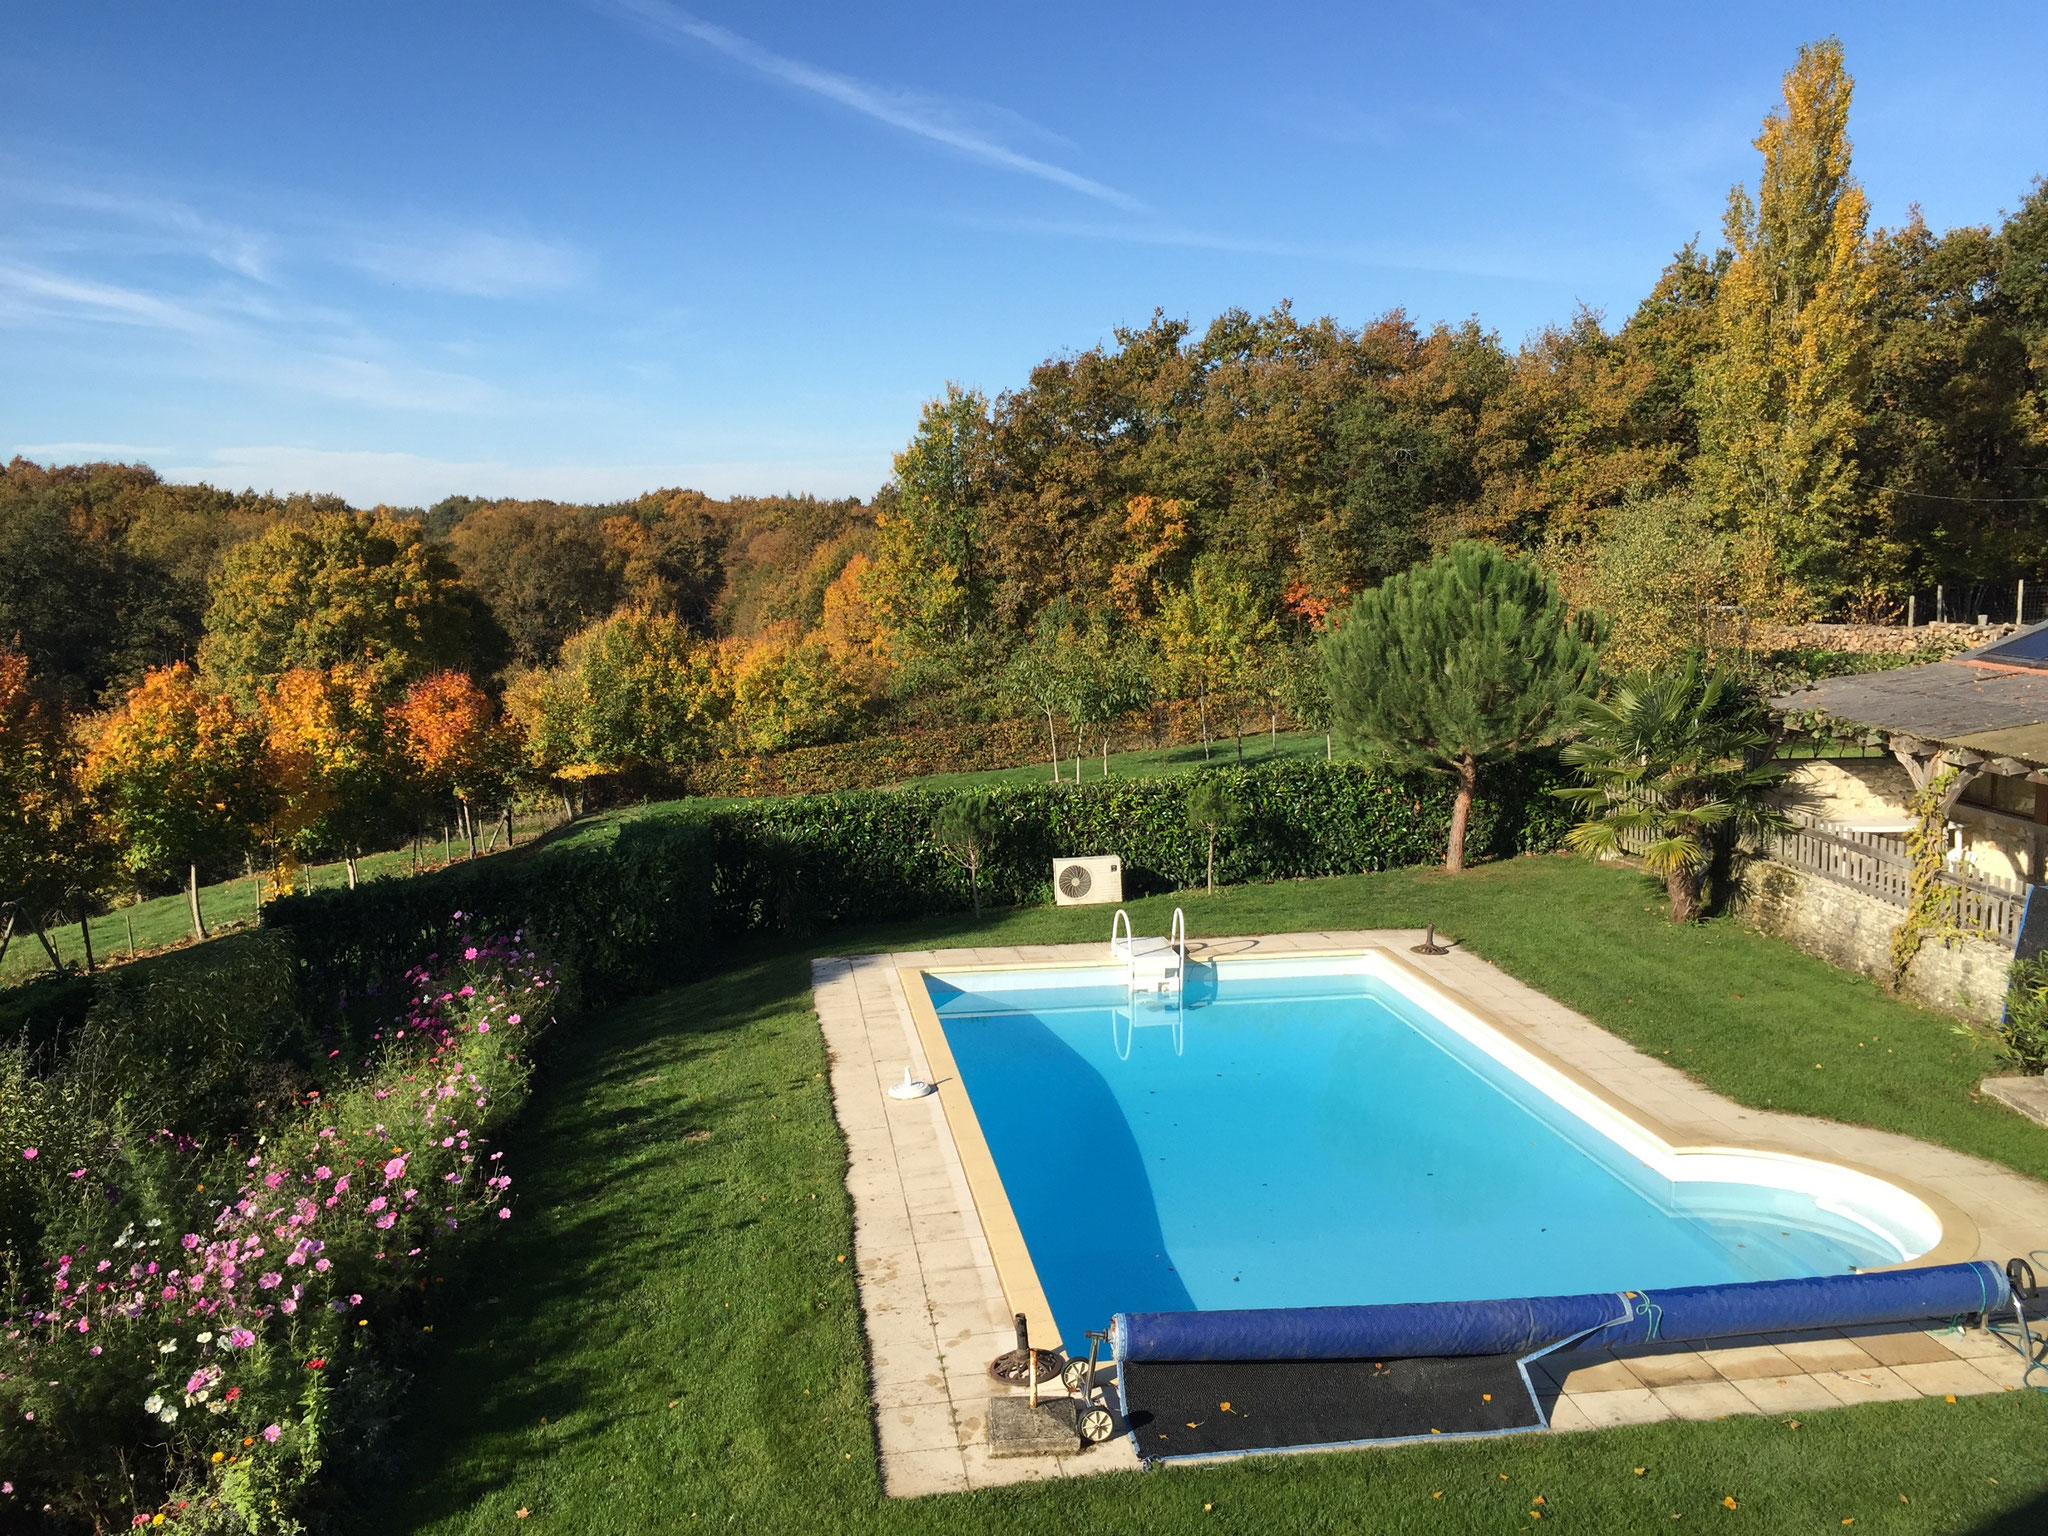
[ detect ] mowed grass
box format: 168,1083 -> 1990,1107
355,858 -> 2048,1535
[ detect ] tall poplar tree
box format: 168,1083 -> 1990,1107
1692,38 -> 1880,603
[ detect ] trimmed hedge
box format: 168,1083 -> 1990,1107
263,817 -> 717,1044
697,756 -> 1573,933
13,755 -> 1573,1050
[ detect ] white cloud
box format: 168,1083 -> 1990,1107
344,231 -> 587,297
0,260 -> 211,331
602,0 -> 1142,210
159,444 -> 889,507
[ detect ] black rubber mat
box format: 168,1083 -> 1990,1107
1120,1354 -> 1543,1459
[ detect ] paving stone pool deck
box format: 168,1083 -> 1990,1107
810,931 -> 2048,1497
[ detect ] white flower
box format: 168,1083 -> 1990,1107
196,1331 -> 213,1344
158,1340 -> 177,1354
206,1401 -> 226,1415
158,1406 -> 178,1423
145,1218 -> 161,1228
143,1394 -> 165,1414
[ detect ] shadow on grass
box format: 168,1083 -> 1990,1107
341,956 -> 815,1531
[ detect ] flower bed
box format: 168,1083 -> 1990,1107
0,926 -> 555,1532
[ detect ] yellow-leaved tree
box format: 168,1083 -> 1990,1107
1691,38 -> 1884,604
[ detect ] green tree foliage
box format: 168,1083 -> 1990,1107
200,512 -> 501,702
1322,543 -> 1600,871
870,385 -> 993,646
0,459 -> 342,705
1185,775 -> 1245,894
513,610 -> 724,783
446,501 -> 627,666
1555,658 -> 1793,923
930,792 -> 1001,914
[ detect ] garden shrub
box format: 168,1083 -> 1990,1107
64,933 -> 309,1138
1999,956 -> 2048,1075
0,929 -> 555,1531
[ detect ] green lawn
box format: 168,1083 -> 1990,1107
351,858 -> 2048,1535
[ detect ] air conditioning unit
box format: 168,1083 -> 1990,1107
1053,855 -> 1123,906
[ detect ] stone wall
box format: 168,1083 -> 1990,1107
1736,858 -> 2013,1021
1751,620 -> 2012,656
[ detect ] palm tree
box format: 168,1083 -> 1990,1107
1554,658 -> 1794,923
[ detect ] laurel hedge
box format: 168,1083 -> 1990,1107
696,755 -> 1572,933
9,756 -> 1571,1050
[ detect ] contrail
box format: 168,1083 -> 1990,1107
601,0 -> 1142,210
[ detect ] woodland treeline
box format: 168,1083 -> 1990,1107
2,40 -> 2046,935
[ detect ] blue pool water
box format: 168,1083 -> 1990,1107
926,963 -> 1907,1347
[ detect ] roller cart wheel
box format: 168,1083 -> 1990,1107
1060,1358 -> 1092,1392
1079,1407 -> 1117,1443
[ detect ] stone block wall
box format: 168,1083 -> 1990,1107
1736,859 -> 2013,1022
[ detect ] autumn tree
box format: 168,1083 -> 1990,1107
1156,556 -> 1277,760
200,511 -> 500,702
392,672 -> 525,857
724,624 -> 861,755
260,664 -> 410,886
869,386 -> 992,648
82,664 -> 272,938
0,648 -> 112,970
1691,38 -> 1879,602
1321,543 -> 1601,872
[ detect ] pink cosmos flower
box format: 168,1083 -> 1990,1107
367,1197 -> 388,1213
374,1214 -> 395,1229
263,1424 -> 281,1442
464,947 -> 478,960
181,1234 -> 201,1251
225,1329 -> 255,1348
382,1157 -> 406,1181
259,1273 -> 282,1289
264,1172 -> 284,1189
498,1208 -> 511,1220
507,1014 -> 520,1026
314,1166 -> 331,1180
19,1149 -> 34,1160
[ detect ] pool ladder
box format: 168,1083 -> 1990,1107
1110,908 -> 1186,1059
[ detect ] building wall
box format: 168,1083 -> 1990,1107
1779,756 -> 2043,887
1737,858 -> 2012,1021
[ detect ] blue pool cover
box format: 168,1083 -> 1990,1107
1116,1262 -> 2010,1363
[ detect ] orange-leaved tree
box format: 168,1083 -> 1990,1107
260,663 -> 411,887
392,671 -> 524,856
1,646 -> 111,971
82,663 -> 272,939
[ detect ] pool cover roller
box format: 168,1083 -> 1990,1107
1114,1262 -> 2010,1363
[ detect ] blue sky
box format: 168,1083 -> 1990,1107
4,2 -> 2044,508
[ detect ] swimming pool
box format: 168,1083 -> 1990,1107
915,951 -> 1946,1350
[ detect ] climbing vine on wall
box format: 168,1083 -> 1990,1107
1887,766 -> 1962,989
